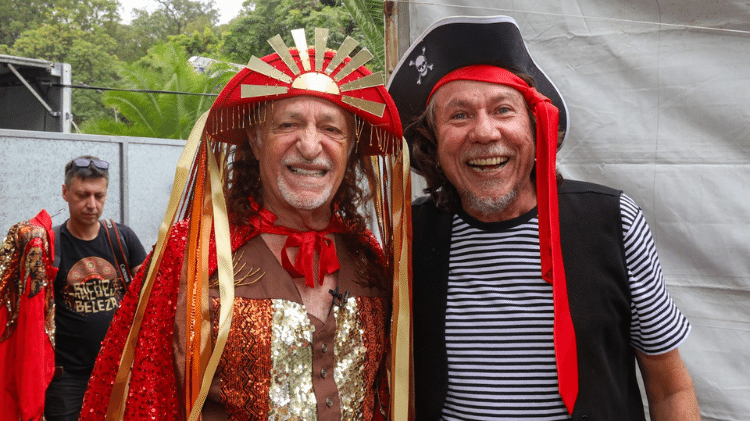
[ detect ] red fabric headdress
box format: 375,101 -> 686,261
204,28 -> 402,155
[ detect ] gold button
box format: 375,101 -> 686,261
320,368 -> 327,378
326,397 -> 334,407
321,343 -> 328,353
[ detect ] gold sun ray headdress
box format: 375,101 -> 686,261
104,28 -> 413,420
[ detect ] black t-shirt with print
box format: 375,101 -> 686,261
53,221 -> 147,373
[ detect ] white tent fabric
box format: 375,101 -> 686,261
401,1 -> 750,420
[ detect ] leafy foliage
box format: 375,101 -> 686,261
169,27 -> 223,59
79,42 -> 235,139
221,0 -> 360,64
1,0 -> 388,134
0,0 -> 120,47
340,0 -> 385,74
122,0 -> 220,63
9,23 -> 121,124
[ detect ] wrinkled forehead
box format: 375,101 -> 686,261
252,96 -> 358,153
432,79 -> 528,106
68,174 -> 109,190
263,96 -> 354,125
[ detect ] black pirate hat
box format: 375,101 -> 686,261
387,15 -> 568,147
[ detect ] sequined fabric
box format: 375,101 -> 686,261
80,218 -> 389,421
212,295 -> 387,420
0,211 -> 56,421
212,298 -> 274,419
0,218 -> 56,344
80,222 -> 186,421
0,230 -> 22,340
80,220 -> 255,420
334,297 -> 387,421
268,300 -> 317,419
210,297 -> 322,420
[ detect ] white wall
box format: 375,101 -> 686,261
0,129 -> 185,250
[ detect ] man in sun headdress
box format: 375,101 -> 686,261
81,28 -> 409,420
388,15 -> 699,421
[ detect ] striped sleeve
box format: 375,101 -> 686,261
621,194 -> 691,354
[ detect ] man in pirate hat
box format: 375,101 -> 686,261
80,27 -> 410,420
388,15 -> 699,420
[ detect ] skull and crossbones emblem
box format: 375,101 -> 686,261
409,46 -> 433,85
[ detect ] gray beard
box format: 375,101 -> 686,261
459,184 -> 518,219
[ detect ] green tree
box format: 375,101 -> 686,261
341,0 -> 385,73
0,0 -> 121,49
9,23 -> 122,125
122,0 -> 219,63
80,42 -> 234,139
0,0 -> 49,47
49,0 -> 121,33
221,0 -> 360,65
154,0 -> 218,35
169,26 -> 223,59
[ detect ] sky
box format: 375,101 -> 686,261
118,0 -> 244,25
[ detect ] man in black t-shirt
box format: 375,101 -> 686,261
45,156 -> 146,421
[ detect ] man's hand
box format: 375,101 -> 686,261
131,264 -> 143,278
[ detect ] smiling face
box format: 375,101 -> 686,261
249,96 -> 354,227
432,79 -> 537,222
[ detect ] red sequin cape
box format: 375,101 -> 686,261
80,220 -> 254,420
0,210 -> 56,421
81,219 -> 389,420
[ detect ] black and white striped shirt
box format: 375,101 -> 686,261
440,194 -> 691,420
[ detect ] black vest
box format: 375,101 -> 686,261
412,180 -> 646,421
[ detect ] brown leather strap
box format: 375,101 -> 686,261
100,219 -> 131,287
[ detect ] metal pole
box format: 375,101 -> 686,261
6,63 -> 60,117
120,138 -> 130,226
384,1 -> 399,83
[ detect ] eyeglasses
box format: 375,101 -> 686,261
73,158 -> 109,171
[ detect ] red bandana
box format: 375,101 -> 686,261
430,65 -> 579,413
249,202 -> 346,288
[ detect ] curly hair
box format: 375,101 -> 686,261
224,111 -> 389,292
407,69 -> 563,213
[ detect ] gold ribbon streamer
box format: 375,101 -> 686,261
390,138 -> 414,420
187,141 -> 234,421
185,144 -> 208,411
105,111 -> 208,420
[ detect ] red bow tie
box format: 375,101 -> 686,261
251,205 -> 345,288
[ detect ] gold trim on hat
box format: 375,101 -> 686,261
268,35 -> 300,75
341,96 -> 385,118
244,56 -> 292,84
241,84 -> 288,98
239,29 -> 387,118
292,28 -> 311,72
314,28 -> 328,71
292,72 -> 340,95
334,48 -> 374,82
325,37 -> 358,75
340,73 -> 385,92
